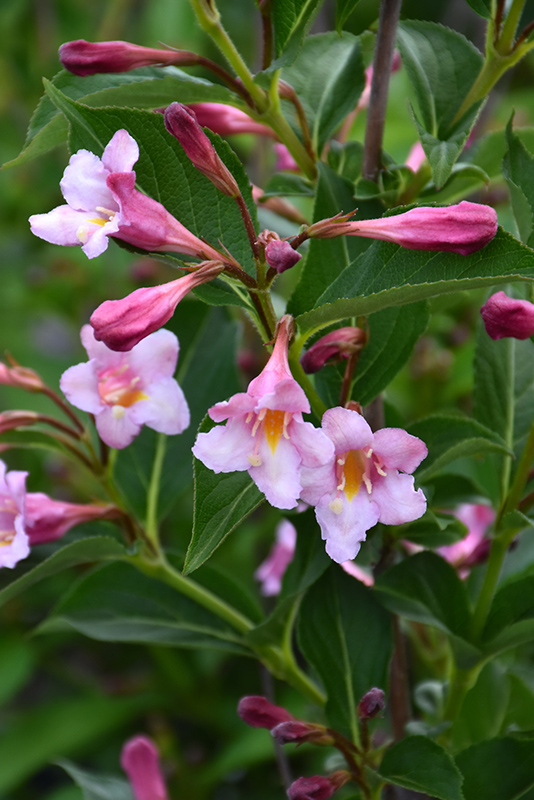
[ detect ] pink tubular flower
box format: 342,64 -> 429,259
438,503 -> 494,577
192,316 -> 334,509
0,460 -> 28,569
274,143 -> 300,172
301,407 -> 427,563
59,39 -> 192,76
238,696 -> 294,729
25,494 -> 121,545
255,519 -> 297,596
308,201 -> 498,255
60,326 -> 189,449
480,291 -> 534,340
288,772 -> 350,800
121,736 -> 168,800
29,130 -> 223,261
90,261 -> 224,351
300,327 -> 367,374
187,102 -> 274,138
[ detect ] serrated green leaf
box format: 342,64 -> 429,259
295,228 -> 534,340
456,737 -> 534,800
298,566 -> 393,740
399,511 -> 468,548
482,574 -> 534,653
57,762 -> 134,800
336,0 -> 363,33
262,172 -> 315,197
379,736 -> 465,800
465,0 -> 492,18
270,0 -> 325,65
503,116 -> 534,245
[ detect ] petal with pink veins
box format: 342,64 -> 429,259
372,427 -> 428,473
321,406 -> 374,454
372,472 -> 427,525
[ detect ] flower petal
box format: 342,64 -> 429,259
208,393 -> 255,423
95,406 -> 141,449
60,361 -> 103,414
60,149 -> 115,211
127,329 -> 179,383
316,491 -> 379,563
372,472 -> 427,525
192,418 -> 252,473
372,428 -> 427,473
288,419 -> 335,468
321,406 -> 373,454
130,377 -> 190,435
299,463 -> 337,506
29,205 -> 98,247
251,436 -> 302,509
101,129 -> 139,174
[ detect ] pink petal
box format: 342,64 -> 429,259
129,377 -> 190,435
81,216 -> 119,259
127,329 -> 179,383
29,205 -> 98,247
321,406 -> 373,454
289,419 -> 335,468
372,428 -> 428,473
121,736 -> 168,800
255,378 -> 310,414
101,129 -> 139,174
251,436 -> 302,509
299,463 -> 337,506
80,324 -> 124,366
208,393 -> 255,423
192,418 -> 253,473
95,406 -> 142,449
316,491 -> 379,563
372,472 -> 427,525
60,361 -> 103,414
60,149 -> 115,212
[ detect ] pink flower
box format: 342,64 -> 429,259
438,503 -> 494,576
300,327 -> 367,374
288,772 -> 350,800
187,102 -> 274,138
0,363 -> 44,392
480,291 -> 534,340
238,695 -> 294,729
0,460 -> 28,569
301,407 -> 427,563
274,143 -> 300,172
121,736 -> 168,800
405,141 -> 426,173
340,560 -> 374,586
265,239 -> 302,274
255,519 -> 297,596
308,201 -> 498,255
192,317 -> 334,509
60,326 -> 189,449
90,261 -> 224,351
25,494 -> 121,544
59,39 -> 188,75
29,130 -> 223,261
357,687 -> 386,720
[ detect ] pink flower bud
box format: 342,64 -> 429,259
265,240 -> 302,273
25,493 -> 121,545
237,696 -> 294,729
300,327 -> 367,374
357,687 -> 386,720
187,103 -> 274,138
0,411 -> 40,434
274,144 -> 300,172
91,261 -> 224,351
271,721 -> 333,746
121,736 -> 168,800
106,172 -> 224,261
308,201 -> 498,255
59,39 -> 193,76
0,363 -> 44,392
287,772 -> 350,800
164,103 -> 241,197
480,291 -> 534,340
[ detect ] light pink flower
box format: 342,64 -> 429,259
301,407 -> 427,563
405,141 -> 426,173
25,494 -> 121,544
438,503 -> 494,576
481,291 -> 534,340
0,460 -> 29,569
29,130 -> 223,261
255,519 -> 297,596
192,316 -> 334,509
60,326 -> 189,449
121,736 -> 168,800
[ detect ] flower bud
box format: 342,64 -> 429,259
271,720 -> 334,746
274,144 -> 300,172
0,411 -> 40,434
237,696 -> 294,729
265,239 -> 302,274
59,39 -> 194,76
121,736 -> 168,800
187,103 -> 274,137
0,363 -> 44,393
480,291 -> 534,340
300,327 -> 367,374
25,494 -> 121,545
308,201 -> 498,255
287,772 -> 350,800
90,261 -> 224,351
357,687 -> 386,720
164,103 -> 241,197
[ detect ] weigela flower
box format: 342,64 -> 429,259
255,518 -> 297,596
187,102 -> 275,138
0,460 -> 28,569
25,494 -> 121,544
480,291 -> 534,340
59,39 -> 194,75
300,327 -> 367,374
29,130 -> 223,261
438,503 -> 494,577
60,326 -> 189,449
265,239 -> 302,274
121,736 -> 168,800
237,695 -> 294,729
357,687 -> 386,720
301,407 -> 427,563
288,771 -> 350,800
192,317 -> 334,509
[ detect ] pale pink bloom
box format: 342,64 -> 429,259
405,141 -> 426,173
255,519 -> 297,596
60,326 -> 189,449
90,261 -> 224,351
25,494 -> 120,544
121,736 -> 168,800
438,503 -> 494,577
192,317 -> 334,509
301,407 -> 427,563
481,291 -> 534,340
29,130 -> 223,261
0,460 -> 29,569
340,560 -> 374,586
187,102 -> 275,138
59,39 -> 189,75
308,201 -> 498,255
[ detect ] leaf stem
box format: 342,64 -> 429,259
145,433 -> 167,551
497,0 -> 526,52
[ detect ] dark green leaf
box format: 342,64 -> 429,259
262,172 -> 315,197
399,511 -> 468,548
465,0 -> 492,18
474,310 -> 514,444
270,0 -> 325,64
456,737 -> 534,800
57,762 -> 134,800
503,116 -> 534,245
450,662 -> 509,750
298,566 -> 393,740
375,552 -> 473,640
482,574 -> 534,653
336,0 -> 363,33
379,736 -> 464,800
505,674 -> 534,733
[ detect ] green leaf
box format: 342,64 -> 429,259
0,635 -> 35,706
465,0 -> 492,18
336,0 -> 363,33
408,414 -> 511,482
0,536 -> 127,610
482,573 -> 534,653
42,81 -> 257,274
399,511 -> 468,548
456,737 -> 534,800
474,310 -> 514,444
298,566 -> 393,740
262,172 -> 315,197
503,115 -> 534,245
57,762 -> 134,800
7,67 -> 240,168
379,736 -> 465,800
295,228 -> 534,336
450,663 -> 509,750
375,552 -> 473,640
270,0 -> 326,64
186,417 -> 264,574
39,561 -> 250,655
282,32 -> 365,152
505,674 -> 534,733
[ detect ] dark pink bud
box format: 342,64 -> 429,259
25,493 -> 121,545
358,687 -> 386,720
308,201 -> 498,255
121,736 -> 168,800
287,772 -> 350,800
271,721 -> 333,746
91,262 -> 224,351
187,103 -> 274,138
59,39 -> 194,76
265,240 -> 302,273
480,291 -> 534,340
237,696 -> 294,729
300,327 -> 367,374
164,103 -> 240,197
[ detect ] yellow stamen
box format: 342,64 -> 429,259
263,409 -> 287,455
343,449 -> 367,501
